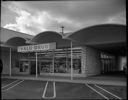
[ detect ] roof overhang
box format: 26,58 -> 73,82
67,24 -> 126,55
30,31 -> 79,48
4,37 -> 30,49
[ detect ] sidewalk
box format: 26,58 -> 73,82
2,74 -> 126,86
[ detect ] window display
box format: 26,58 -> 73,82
15,48 -> 82,75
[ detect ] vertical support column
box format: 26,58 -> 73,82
36,52 -> 38,78
110,59 -> 112,72
81,47 -> 86,74
71,41 -> 73,80
28,53 -> 30,74
108,59 -> 110,72
66,48 -> 68,72
52,50 -> 55,75
102,59 -> 104,74
9,48 -> 12,77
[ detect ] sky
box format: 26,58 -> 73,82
1,0 -> 126,36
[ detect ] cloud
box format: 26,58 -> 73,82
106,12 -> 126,25
21,0 -> 125,22
3,5 -> 81,35
2,0 -> 126,35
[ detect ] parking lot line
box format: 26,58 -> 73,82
42,81 -> 56,99
2,79 -> 19,89
95,84 -> 122,100
53,82 -> 56,98
2,80 -> 24,92
42,81 -> 49,98
85,83 -> 109,100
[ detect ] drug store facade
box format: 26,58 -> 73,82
0,24 -> 126,78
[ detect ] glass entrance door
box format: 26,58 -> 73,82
19,60 -> 29,74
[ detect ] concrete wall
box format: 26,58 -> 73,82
85,46 -> 101,76
117,56 -> 127,71
11,51 -> 20,74
82,46 -> 101,77
1,47 -> 21,75
81,47 -> 86,75
1,47 -> 10,74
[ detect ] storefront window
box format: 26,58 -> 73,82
53,48 -> 82,74
54,58 -> 71,73
16,47 -> 82,75
19,61 -> 29,72
73,59 -> 81,74
100,52 -> 116,73
40,61 -> 52,73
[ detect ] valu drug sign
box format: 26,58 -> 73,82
17,43 -> 56,52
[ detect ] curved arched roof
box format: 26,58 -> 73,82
67,24 -> 126,45
1,27 -> 33,43
67,24 -> 126,55
31,31 -> 62,43
5,37 -> 29,48
30,31 -> 79,48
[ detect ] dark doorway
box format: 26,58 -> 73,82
30,61 -> 40,75
30,61 -> 36,75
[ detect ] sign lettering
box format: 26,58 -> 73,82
17,43 -> 56,52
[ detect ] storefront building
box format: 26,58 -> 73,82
0,24 -> 126,78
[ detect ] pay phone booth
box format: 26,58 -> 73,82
17,42 -> 56,77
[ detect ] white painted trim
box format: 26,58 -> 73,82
39,72 -> 84,77
85,84 -> 109,100
95,84 -> 122,99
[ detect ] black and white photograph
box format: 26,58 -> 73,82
1,0 -> 126,99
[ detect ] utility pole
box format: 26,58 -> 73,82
36,52 -> 38,78
9,48 -> 12,77
61,26 -> 64,36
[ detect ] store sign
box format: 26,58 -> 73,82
17,43 -> 56,52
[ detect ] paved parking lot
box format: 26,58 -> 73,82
2,78 -> 126,99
